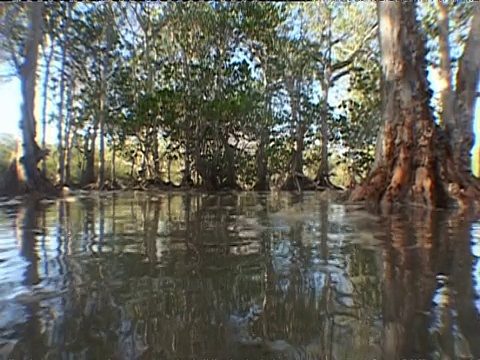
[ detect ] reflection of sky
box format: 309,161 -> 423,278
470,222 -> 480,313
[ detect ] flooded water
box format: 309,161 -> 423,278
0,191 -> 479,360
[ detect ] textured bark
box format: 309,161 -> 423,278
350,3 -> 451,210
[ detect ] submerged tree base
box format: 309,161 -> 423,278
347,2 -> 480,215
281,171 -> 344,192
349,122 -> 480,214
0,143 -> 58,199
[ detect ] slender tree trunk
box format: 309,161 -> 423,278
255,57 -> 271,191
111,137 -> 116,185
40,40 -> 53,177
64,117 -> 75,185
315,95 -> 331,186
99,5 -> 114,188
315,10 -> 333,188
153,130 -> 160,177
17,3 -> 54,194
255,128 -> 269,191
167,157 -> 171,183
82,128 -> 97,186
99,96 -> 106,187
283,78 -> 306,191
57,3 -> 71,186
222,136 -> 236,189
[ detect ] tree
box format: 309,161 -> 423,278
350,2 -> 479,212
0,3 -> 56,195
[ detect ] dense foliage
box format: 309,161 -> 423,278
0,2 -> 476,190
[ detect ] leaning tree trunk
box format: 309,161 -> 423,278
350,2 -> 451,210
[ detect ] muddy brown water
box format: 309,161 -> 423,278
0,191 -> 479,359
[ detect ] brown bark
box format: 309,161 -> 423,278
349,2 -> 459,211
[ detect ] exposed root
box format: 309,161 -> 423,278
281,172 -> 328,192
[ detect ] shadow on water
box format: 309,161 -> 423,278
0,192 -> 479,359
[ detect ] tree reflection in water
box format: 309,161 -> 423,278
0,192 -> 478,359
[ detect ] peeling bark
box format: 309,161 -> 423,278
350,2 -> 457,211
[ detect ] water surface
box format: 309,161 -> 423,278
0,191 -> 479,359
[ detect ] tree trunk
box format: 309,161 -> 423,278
62,77 -> 75,185
40,39 -> 54,177
111,137 -> 116,185
99,7 -> 113,189
437,2 -> 454,130
81,129 -> 97,186
153,127 -> 160,178
65,126 -> 75,185
254,56 -> 271,192
56,4 -> 72,186
222,136 -> 236,189
451,5 -> 480,182
316,100 -> 330,185
283,78 -> 308,191
255,128 -> 269,191
350,2 -> 453,210
182,136 -> 193,186
14,3 -> 55,196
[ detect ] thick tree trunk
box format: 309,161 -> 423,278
451,5 -> 480,181
350,2 -> 453,210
